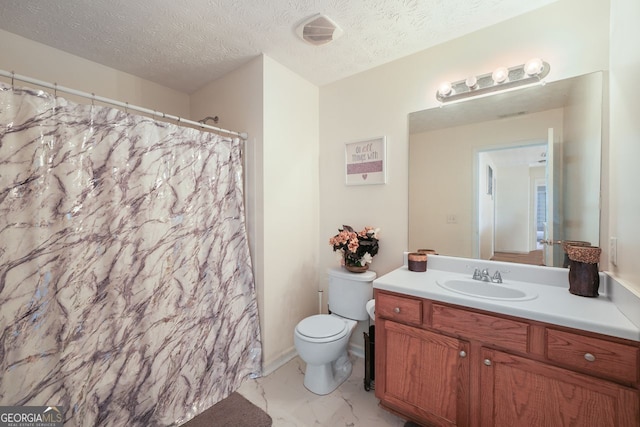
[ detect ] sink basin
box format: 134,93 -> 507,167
436,279 -> 538,301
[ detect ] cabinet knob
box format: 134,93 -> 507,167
483,359 -> 492,366
584,353 -> 596,362
459,351 -> 467,358
394,307 -> 401,313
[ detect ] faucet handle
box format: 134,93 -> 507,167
472,268 -> 482,280
492,270 -> 503,283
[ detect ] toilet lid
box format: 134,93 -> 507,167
296,314 -> 347,339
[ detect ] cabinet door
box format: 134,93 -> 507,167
480,348 -> 640,427
378,319 -> 469,426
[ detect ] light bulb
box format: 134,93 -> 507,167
465,76 -> 478,89
438,81 -> 453,97
492,67 -> 509,84
524,58 -> 544,76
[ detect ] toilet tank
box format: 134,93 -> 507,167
328,267 -> 376,321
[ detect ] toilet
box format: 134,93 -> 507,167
294,266 -> 376,395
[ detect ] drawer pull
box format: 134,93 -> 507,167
483,359 -> 492,366
394,307 -> 401,313
584,353 -> 596,362
459,351 -> 467,358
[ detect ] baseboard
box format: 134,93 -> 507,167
261,347 -> 298,377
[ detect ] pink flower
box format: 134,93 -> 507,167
348,238 -> 359,253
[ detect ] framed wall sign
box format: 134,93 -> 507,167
345,136 -> 387,185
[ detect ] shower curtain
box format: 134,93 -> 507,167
0,82 -> 261,426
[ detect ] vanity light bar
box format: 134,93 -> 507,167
436,59 -> 550,104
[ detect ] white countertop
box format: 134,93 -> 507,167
373,255 -> 640,342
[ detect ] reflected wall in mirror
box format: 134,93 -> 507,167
409,72 -> 604,267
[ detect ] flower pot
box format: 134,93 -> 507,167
345,264 -> 369,273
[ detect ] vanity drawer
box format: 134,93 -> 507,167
546,328 -> 639,384
432,304 -> 529,353
376,292 -> 422,326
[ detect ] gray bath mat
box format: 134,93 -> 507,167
181,392 -> 272,427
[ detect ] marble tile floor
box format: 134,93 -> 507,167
237,355 -> 407,427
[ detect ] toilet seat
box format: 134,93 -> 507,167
295,314 -> 349,343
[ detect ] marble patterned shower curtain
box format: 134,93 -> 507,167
0,82 -> 261,426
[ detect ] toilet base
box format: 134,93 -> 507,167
303,352 -> 353,395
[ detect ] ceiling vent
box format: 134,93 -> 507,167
296,14 -> 343,46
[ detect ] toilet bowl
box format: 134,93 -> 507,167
294,267 -> 376,395
294,314 -> 357,395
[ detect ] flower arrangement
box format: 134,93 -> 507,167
329,225 -> 380,268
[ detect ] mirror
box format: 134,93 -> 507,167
409,71 -> 604,267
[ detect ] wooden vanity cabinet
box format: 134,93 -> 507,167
480,348 -> 639,426
375,290 -> 640,427
377,318 -> 470,426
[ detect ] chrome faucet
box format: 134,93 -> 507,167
492,270 -> 503,283
472,267 -> 503,283
472,268 -> 490,281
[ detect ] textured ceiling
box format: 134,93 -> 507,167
0,0 -> 558,93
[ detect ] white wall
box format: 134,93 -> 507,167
320,0 -> 610,285
608,0 -> 640,295
0,29 -> 190,116
562,72 -> 603,247
495,165 -> 531,253
193,55 -> 320,372
261,56 -> 319,371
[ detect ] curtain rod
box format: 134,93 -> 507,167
0,69 -> 248,140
